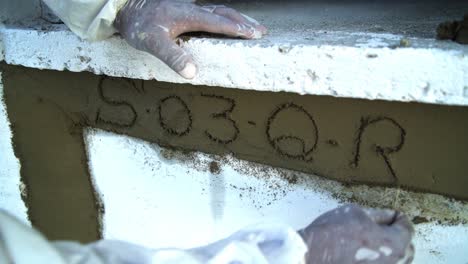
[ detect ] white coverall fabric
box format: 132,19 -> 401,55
41,0 -> 129,41
41,0 -> 197,41
0,210 -> 307,264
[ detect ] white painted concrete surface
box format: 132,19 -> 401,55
2,0 -> 468,106
2,25 -> 468,106
85,129 -> 468,264
0,72 -> 29,225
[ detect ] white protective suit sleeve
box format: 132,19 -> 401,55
0,210 -> 307,264
41,0 -> 129,41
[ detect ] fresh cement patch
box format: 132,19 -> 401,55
2,64 -> 468,240
2,65 -> 102,242
0,71 -> 29,225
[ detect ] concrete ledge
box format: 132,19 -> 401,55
2,0 -> 468,107
2,25 -> 467,106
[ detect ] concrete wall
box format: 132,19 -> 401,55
1,63 -> 467,241
86,128 -> 468,263
1,65 -> 467,263
0,1 -> 467,263
4,66 -> 468,200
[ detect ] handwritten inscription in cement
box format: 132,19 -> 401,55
201,94 -> 239,144
351,117 -> 406,183
96,79 -> 406,183
158,95 -> 192,136
96,77 -> 137,128
266,103 -> 318,162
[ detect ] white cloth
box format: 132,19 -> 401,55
0,210 -> 307,264
41,0 -> 129,40
41,0 -> 197,41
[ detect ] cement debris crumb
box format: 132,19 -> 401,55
437,14 -> 468,44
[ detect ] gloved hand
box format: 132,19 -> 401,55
114,0 -> 267,79
298,204 -> 414,264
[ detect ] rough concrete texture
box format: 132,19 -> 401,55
1,0 -> 468,106
86,128 -> 468,263
2,66 -> 102,243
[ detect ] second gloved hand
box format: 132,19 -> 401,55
299,204 -> 415,264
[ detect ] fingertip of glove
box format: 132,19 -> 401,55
179,62 -> 198,79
